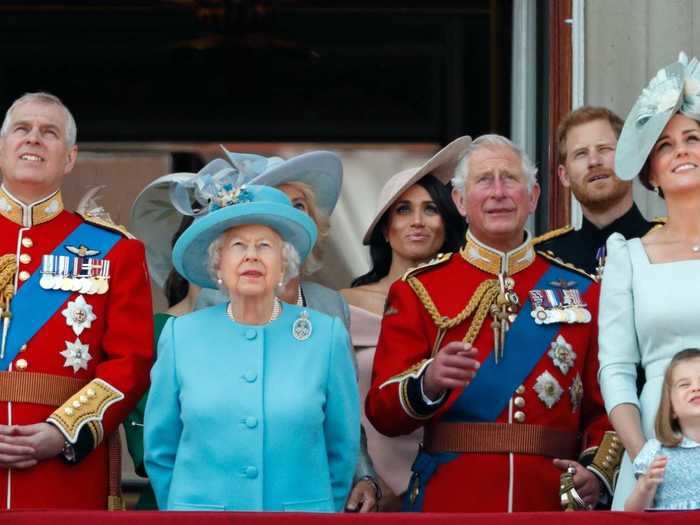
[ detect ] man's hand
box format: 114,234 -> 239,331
423,342 -> 480,400
0,425 -> 37,469
553,458 -> 602,509
345,478 -> 379,513
0,423 -> 65,468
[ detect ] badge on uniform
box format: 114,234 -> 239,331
39,253 -> 110,295
528,282 -> 591,325
292,310 -> 312,341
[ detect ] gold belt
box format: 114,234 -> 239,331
0,371 -> 89,406
424,422 -> 579,458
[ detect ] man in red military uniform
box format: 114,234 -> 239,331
366,135 -> 620,512
0,92 -> 153,509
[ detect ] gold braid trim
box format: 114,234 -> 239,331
407,276 -> 500,344
0,254 -> 17,314
532,225 -> 573,245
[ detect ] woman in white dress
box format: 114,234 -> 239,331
599,52 -> 700,509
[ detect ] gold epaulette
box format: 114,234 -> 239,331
401,252 -> 452,281
532,225 -> 573,245
536,249 -> 596,281
79,212 -> 134,239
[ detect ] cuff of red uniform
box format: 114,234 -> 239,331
399,361 -> 446,420
46,378 -> 124,461
581,432 -> 624,505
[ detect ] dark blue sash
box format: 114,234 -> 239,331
443,265 -> 593,422
2,223 -> 120,370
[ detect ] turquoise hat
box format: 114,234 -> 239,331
616,52 -> 700,181
171,176 -> 317,289
221,148 -> 343,215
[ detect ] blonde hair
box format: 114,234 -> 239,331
655,348 -> 700,447
277,180 -> 330,276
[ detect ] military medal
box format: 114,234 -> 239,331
595,246 -> 606,282
61,295 -> 97,336
548,335 -> 576,374
569,373 -> 584,412
39,255 -> 55,289
292,310 -> 312,341
60,338 -> 92,373
533,370 -> 563,408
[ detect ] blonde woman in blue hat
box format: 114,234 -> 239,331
143,166 -> 360,511
599,52 -> 700,510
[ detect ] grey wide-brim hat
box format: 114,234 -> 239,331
222,148 -> 343,215
616,52 -> 700,181
130,172 -> 195,289
362,135 -> 471,244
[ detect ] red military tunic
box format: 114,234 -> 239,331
0,186 -> 153,509
366,231 -> 616,512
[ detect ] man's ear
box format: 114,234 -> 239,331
528,182 -> 541,215
451,186 -> 467,218
64,145 -> 78,175
557,164 -> 571,189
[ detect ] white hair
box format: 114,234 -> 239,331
451,134 -> 538,194
0,92 -> 77,147
207,233 -> 301,294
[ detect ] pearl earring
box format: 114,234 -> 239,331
652,185 -> 660,195
217,277 -> 223,285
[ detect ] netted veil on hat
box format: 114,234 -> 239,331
616,52 -> 700,181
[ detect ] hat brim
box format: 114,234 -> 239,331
172,201 -> 318,289
247,151 -> 342,215
129,172 -> 195,289
362,136 -> 471,244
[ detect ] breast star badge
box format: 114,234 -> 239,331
60,338 -> 92,372
534,370 -> 563,408
547,335 -> 576,375
61,295 -> 97,336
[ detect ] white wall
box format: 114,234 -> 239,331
585,0 -> 700,220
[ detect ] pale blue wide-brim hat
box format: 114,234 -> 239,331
616,52 -> 700,181
222,147 -> 342,215
172,184 -> 317,289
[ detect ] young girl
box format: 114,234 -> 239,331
625,349 -> 700,511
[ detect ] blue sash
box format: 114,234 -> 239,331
2,223 -> 120,370
443,265 -> 593,422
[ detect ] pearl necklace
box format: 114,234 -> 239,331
227,298 -> 282,324
692,245 -> 700,253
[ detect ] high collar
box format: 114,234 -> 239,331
0,185 -> 64,227
579,203 -> 649,246
459,229 -> 535,276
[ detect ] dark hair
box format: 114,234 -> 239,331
351,174 -> 465,287
655,348 -> 700,447
557,106 -> 623,165
639,157 -> 666,199
163,215 -> 194,307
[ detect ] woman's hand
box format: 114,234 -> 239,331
609,404 -> 646,460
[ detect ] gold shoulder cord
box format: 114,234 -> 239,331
0,254 -> 17,359
407,276 -> 500,351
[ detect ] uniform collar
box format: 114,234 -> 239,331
580,203 -> 650,245
0,185 -> 64,227
460,229 -> 535,276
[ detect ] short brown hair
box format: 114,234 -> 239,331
655,348 -> 700,447
557,106 -> 623,165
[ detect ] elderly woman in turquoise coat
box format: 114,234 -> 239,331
144,170 -> 360,512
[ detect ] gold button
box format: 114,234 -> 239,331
515,385 -> 526,394
15,359 -> 28,370
19,253 -> 31,265
86,388 -> 96,398
64,407 -> 74,416
79,395 -> 88,403
602,461 -> 610,469
18,271 -> 30,281
21,237 -> 33,248
514,396 -> 525,408
514,411 -> 526,423
605,455 -> 612,462
72,400 -> 81,409
19,344 -> 27,353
